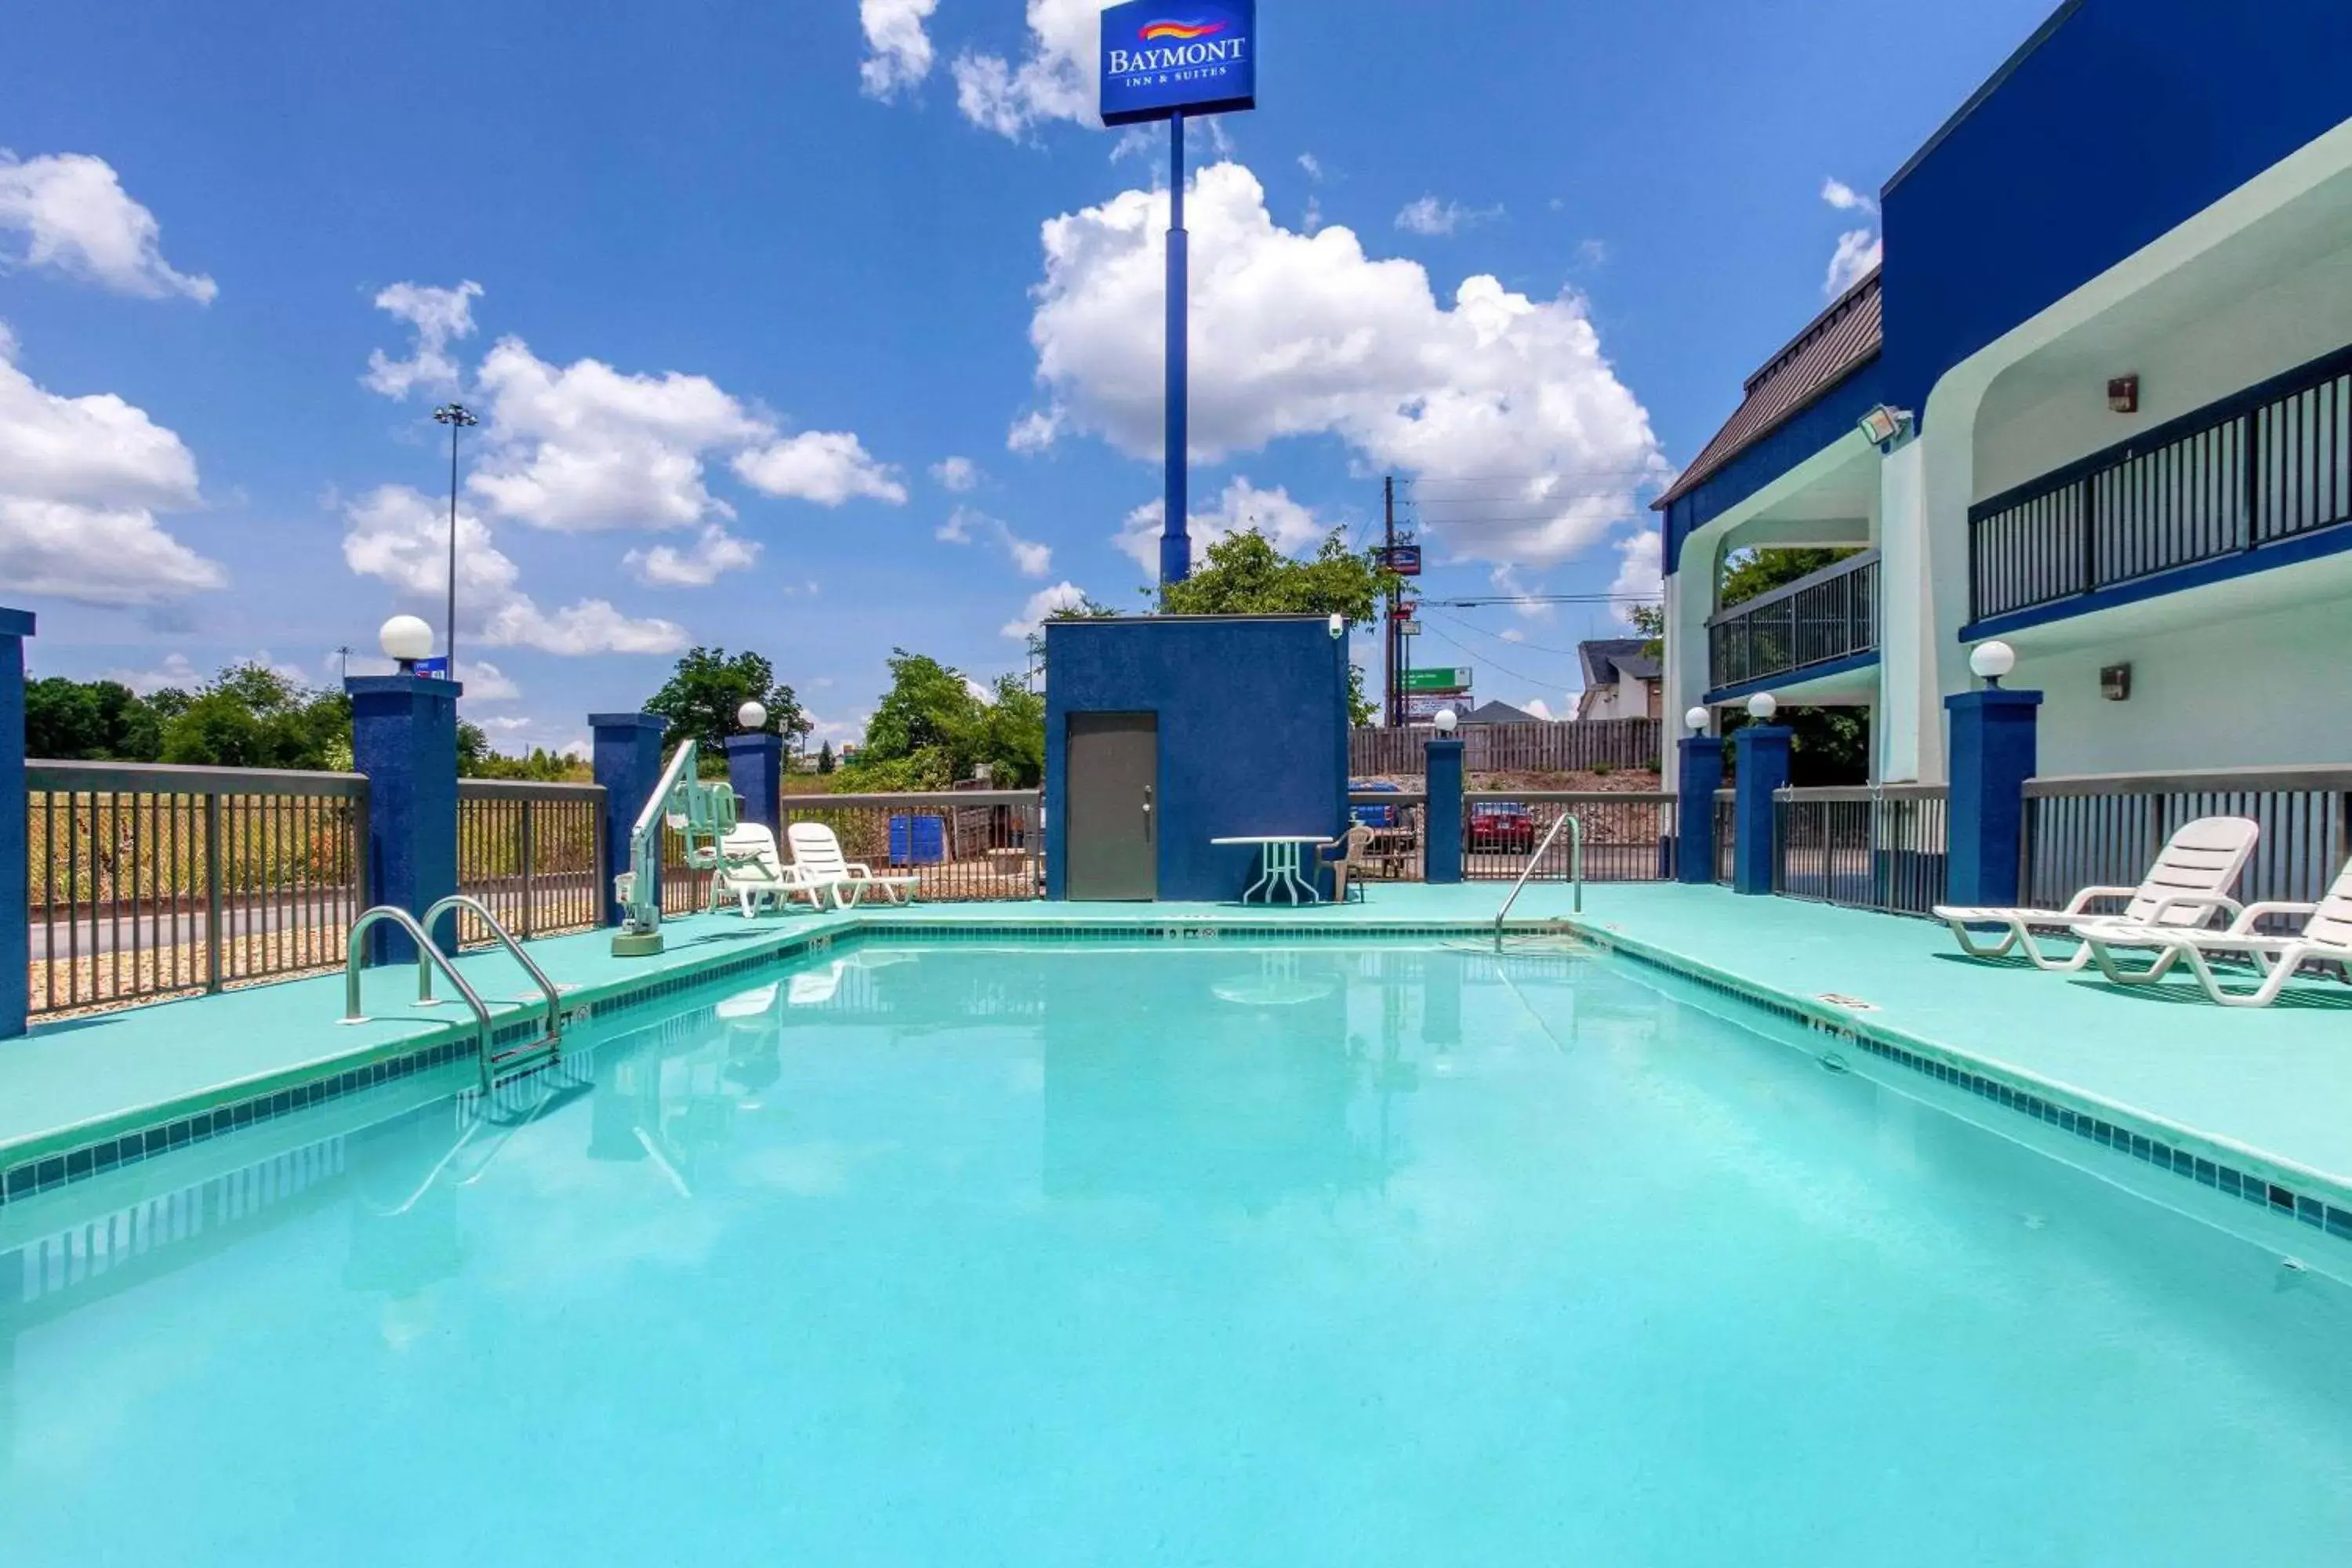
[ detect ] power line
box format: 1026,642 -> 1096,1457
1422,607 -> 1592,658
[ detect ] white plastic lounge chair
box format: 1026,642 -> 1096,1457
786,822 -> 920,909
1933,815 -> 2258,972
2076,858 -> 2352,1006
713,825 -> 826,916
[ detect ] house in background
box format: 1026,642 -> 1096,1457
1461,699 -> 1541,726
1653,0 -> 2352,787
1574,639 -> 1662,721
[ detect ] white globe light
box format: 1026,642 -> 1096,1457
1434,708 -> 1459,734
1969,641 -> 2017,682
737,700 -> 768,731
1684,706 -> 1710,733
1746,692 -> 1778,721
379,615 -> 434,664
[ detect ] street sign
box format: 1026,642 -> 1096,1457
1400,667 -> 1471,693
1403,692 -> 1471,721
1377,544 -> 1422,576
413,656 -> 449,677
1099,0 -> 1258,126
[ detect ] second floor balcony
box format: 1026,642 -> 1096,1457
1706,550 -> 1879,695
1968,341 -> 2352,630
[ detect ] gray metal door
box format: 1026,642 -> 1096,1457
1065,712 -> 1157,900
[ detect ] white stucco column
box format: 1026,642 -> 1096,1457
1659,566 -> 1711,791
1873,436 -> 1934,782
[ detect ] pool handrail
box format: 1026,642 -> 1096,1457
344,906 -> 499,1087
1496,812 -> 1581,947
416,893 -> 567,1059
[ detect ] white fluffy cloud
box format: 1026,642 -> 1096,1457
469,337 -> 768,531
0,152 -> 215,302
1607,527 -> 1663,626
362,303 -> 906,533
953,0 -> 1096,137
460,659 -> 521,701
1115,477 -> 1321,573
364,280 -> 481,398
623,524 -> 762,587
341,485 -> 686,655
1000,579 -> 1091,640
1020,162 -> 1665,568
0,329 -> 224,606
1825,230 -> 1882,299
1820,177 -> 1882,298
1395,196 -> 1499,237
938,505 -> 1052,577
860,0 -> 939,98
931,454 -> 980,492
731,430 -> 908,506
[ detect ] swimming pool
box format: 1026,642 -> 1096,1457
5,934 -> 2350,1565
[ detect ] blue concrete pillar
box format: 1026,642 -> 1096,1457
724,731 -> 783,834
1424,736 -> 1465,885
348,673 -> 460,964
1,607 -> 31,1040
592,713 -> 668,927
1731,725 -> 1792,895
1675,735 -> 1724,885
1944,688 -> 2043,908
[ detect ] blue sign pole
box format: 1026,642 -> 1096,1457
1162,111 -> 1190,591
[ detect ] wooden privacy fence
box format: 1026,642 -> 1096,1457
1349,719 -> 1659,777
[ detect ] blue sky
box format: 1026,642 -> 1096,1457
0,0 -> 2058,749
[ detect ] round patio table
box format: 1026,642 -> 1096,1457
1210,835 -> 1328,905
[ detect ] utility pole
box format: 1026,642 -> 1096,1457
1383,475 -> 1401,727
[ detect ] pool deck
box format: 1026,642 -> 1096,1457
5,882 -> 2350,1214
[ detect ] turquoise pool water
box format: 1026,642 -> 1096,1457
4,936 -> 2350,1565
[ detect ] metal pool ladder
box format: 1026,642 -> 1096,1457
344,897 -> 566,1091
1496,812 -> 1581,949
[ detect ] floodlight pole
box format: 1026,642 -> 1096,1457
1160,111 -> 1191,594
432,402 -> 477,681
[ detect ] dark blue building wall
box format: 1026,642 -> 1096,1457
1044,617 -> 1349,902
1880,0 -> 2352,418
1660,358 -> 1885,576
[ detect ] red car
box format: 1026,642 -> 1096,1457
1469,802 -> 1537,855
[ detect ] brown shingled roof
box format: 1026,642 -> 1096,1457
1652,267 -> 1883,510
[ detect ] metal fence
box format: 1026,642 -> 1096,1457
1772,786 -> 1949,915
1969,341 -> 2352,622
1348,719 -> 1659,777
1348,790 -> 1427,882
1707,551 -> 1878,691
2024,767 -> 2351,927
780,791 -> 1044,902
1461,791 -> 1675,882
1714,789 -> 1737,885
27,760 -> 368,1016
455,779 -> 606,945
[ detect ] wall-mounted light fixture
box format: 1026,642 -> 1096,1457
2107,375 -> 2140,415
1857,404 -> 1915,451
1328,612 -> 1345,640
2100,662 -> 2132,702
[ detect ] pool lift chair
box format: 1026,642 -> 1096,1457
613,736 -> 742,958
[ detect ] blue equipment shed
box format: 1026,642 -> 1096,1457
1043,615 -> 1350,902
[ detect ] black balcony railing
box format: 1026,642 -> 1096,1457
1707,550 -> 1878,692
1969,341 -> 2352,623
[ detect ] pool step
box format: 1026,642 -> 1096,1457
485,1033 -> 561,1085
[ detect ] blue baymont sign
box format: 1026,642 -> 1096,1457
1099,0 -> 1257,126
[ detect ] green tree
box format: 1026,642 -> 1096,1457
156,662 -> 351,770
1624,603 -> 1665,662
644,647 -> 812,756
841,652 -> 1047,790
816,740 -> 836,775
1157,528 -> 1397,724
25,677 -> 165,760
1718,546 -> 1860,608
